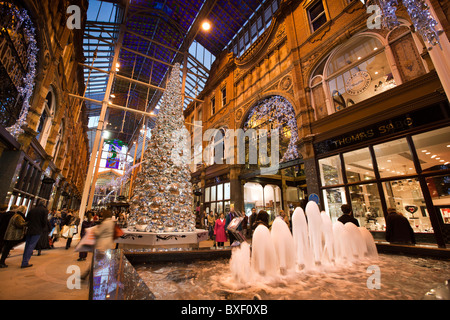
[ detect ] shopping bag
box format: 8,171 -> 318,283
61,225 -> 70,238
113,224 -> 124,240
75,227 -> 96,252
68,225 -> 78,237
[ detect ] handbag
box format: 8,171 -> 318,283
113,224 -> 124,240
75,227 -> 97,252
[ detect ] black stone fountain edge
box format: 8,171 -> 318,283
89,247 -> 233,300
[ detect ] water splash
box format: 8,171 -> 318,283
250,224 -> 278,277
305,201 -> 323,265
271,217 -> 296,275
230,201 -> 379,285
292,207 -> 314,270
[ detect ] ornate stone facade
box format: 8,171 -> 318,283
184,0 -> 450,248
0,0 -> 89,210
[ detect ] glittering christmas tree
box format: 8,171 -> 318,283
129,63 -> 195,233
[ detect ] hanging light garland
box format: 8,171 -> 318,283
402,0 -> 442,49
2,3 -> 38,139
367,0 -> 442,50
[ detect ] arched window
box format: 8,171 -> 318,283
243,95 -> 299,165
311,35 -> 397,119
52,120 -> 64,159
310,27 -> 427,120
36,88 -> 56,148
205,128 -> 226,165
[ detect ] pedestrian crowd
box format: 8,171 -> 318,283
0,202 -> 123,271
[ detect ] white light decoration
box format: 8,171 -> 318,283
244,96 -> 300,163
402,0 -> 442,49
4,4 -> 38,139
367,0 -> 442,50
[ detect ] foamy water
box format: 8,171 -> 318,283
136,254 -> 449,300
136,202 -> 448,300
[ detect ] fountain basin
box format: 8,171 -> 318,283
116,229 -> 208,249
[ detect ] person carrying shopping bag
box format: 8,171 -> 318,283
0,206 -> 27,268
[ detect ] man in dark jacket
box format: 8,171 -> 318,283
338,204 -> 360,227
385,207 -> 416,245
21,201 -> 48,268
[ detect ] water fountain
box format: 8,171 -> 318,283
231,201 -> 379,283
105,200 -> 449,300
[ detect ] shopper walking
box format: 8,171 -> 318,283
49,211 -> 61,247
0,206 -> 27,268
0,205 -> 18,252
77,215 -> 93,261
225,205 -> 241,245
385,207 -> 416,245
214,213 -> 227,247
252,210 -> 270,229
249,207 -> 257,236
81,210 -> 115,280
338,204 -> 360,227
93,210 -> 115,250
207,211 -> 216,240
64,213 -> 80,249
21,201 -> 48,268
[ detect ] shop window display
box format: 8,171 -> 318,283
349,184 -> 384,230
343,148 -> 375,183
412,126 -> 450,172
327,43 -> 395,111
382,178 -> 433,233
243,182 -> 282,220
373,138 -> 416,178
322,187 -> 346,223
204,182 -> 231,217
318,129 -> 448,240
319,155 -> 343,186
426,175 -> 450,225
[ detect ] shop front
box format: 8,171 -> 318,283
314,102 -> 450,247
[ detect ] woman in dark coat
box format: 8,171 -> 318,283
385,208 -> 416,245
0,205 -> 18,252
0,206 -> 27,268
36,218 -> 52,255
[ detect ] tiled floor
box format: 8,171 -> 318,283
0,239 -> 90,300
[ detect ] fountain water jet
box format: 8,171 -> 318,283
292,207 -> 313,270
230,201 -> 379,285
250,224 -> 278,277
321,211 -> 335,266
332,221 -> 353,265
359,227 -> 378,259
305,201 -> 323,265
271,217 -> 296,275
230,241 -> 251,285
345,222 -> 368,261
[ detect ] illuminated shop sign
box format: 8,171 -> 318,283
314,103 -> 446,155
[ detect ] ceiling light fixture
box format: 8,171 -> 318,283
202,21 -> 211,31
